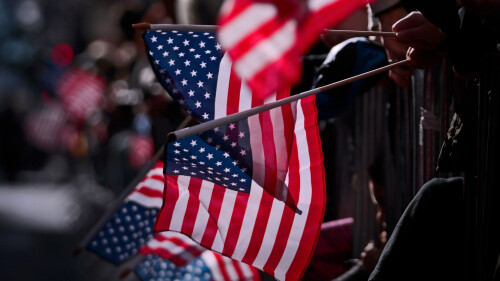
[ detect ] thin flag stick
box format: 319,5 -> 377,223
120,254 -> 146,279
73,115 -> 193,256
169,60 -> 408,142
132,22 -> 396,37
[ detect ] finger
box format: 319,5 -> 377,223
392,11 -> 427,32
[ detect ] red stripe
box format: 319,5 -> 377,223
214,254 -> 232,281
180,177 -> 203,236
200,183 -> 226,248
134,186 -> 164,198
226,69 -> 242,115
154,175 -> 180,231
221,192 -> 249,256
231,259 -> 246,280
286,96 -> 326,280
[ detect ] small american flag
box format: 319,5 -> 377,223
136,251 -> 260,281
144,30 -> 326,281
217,0 -> 370,99
87,161 -> 261,280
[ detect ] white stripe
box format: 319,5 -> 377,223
212,188 -> 238,252
214,53 -> 232,119
146,239 -> 196,261
125,192 -> 163,208
136,177 -> 164,193
238,80 -> 253,112
168,176 -> 191,231
248,113 -> 265,186
231,180 -> 263,260
222,255 -> 240,280
219,3 -> 277,49
239,262 -> 255,280
234,20 -> 297,80
308,0 -> 339,12
269,103 -> 289,192
192,180 -> 215,243
274,100 -> 313,280
253,199 -> 285,268
202,251 -> 225,281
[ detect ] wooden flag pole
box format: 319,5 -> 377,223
73,116 -> 193,256
132,22 -> 396,37
168,60 -> 409,142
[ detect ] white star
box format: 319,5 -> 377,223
151,36 -> 157,42
154,59 -> 159,65
178,99 -> 185,104
203,32 -> 209,35
167,37 -> 173,44
202,112 -> 209,119
191,172 -> 197,175
189,48 -> 195,52
231,183 -> 237,186
183,149 -> 189,152
205,50 -> 211,54
188,90 -> 195,97
175,69 -> 181,75
172,88 -> 179,93
232,174 -> 238,178
207,137 -> 213,143
224,168 -> 230,173
182,166 -> 188,170
157,45 -> 163,50
229,123 -> 235,130
173,170 -> 179,173
178,52 -> 185,57
165,77 -> 171,83
215,43 -> 221,50
190,140 -> 197,146
168,59 -> 175,66
194,54 -> 201,59
190,70 -> 197,77
232,160 -> 239,166
197,81 -> 204,88
162,51 -> 168,57
215,145 -> 221,150
181,79 -> 188,86
210,56 -> 217,61
183,39 -> 190,46
199,161 -> 205,165
184,60 -> 191,66
231,142 -> 237,147
239,188 -> 245,191
204,92 -> 211,99
207,153 -> 214,160
215,161 -> 222,166
193,34 -> 199,37
199,41 -> 205,48
213,127 -> 219,132
200,62 -> 206,68
207,73 -> 213,79
174,150 -> 180,154
199,148 -> 205,153
223,152 -> 230,158
239,132 -> 245,138
240,178 -> 246,182
224,177 -> 229,181
241,167 -> 247,172
149,50 -> 153,56
240,149 -> 246,156
195,101 -> 201,108
174,142 -> 181,147
223,135 -> 229,141
173,46 -> 179,50
190,155 -> 197,160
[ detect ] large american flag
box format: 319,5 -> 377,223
217,0 -> 371,99
87,161 -> 260,280
143,30 -> 326,281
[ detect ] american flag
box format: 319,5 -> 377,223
57,68 -> 105,123
217,0 -> 371,99
136,251 -> 260,281
87,161 -> 261,280
143,30 -> 326,281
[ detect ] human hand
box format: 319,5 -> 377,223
360,241 -> 382,273
406,47 -> 441,70
378,6 -> 412,87
393,12 -> 446,51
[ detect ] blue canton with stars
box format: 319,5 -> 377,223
144,30 -> 222,123
135,254 -> 213,281
87,202 -> 157,264
144,31 -> 255,192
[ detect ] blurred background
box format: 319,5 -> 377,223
0,0 -> 205,280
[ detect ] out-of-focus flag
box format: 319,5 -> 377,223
87,160 -> 261,280
57,68 -> 105,123
136,251 -> 260,281
87,161 -> 165,264
217,0 -> 371,99
143,30 -> 326,281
